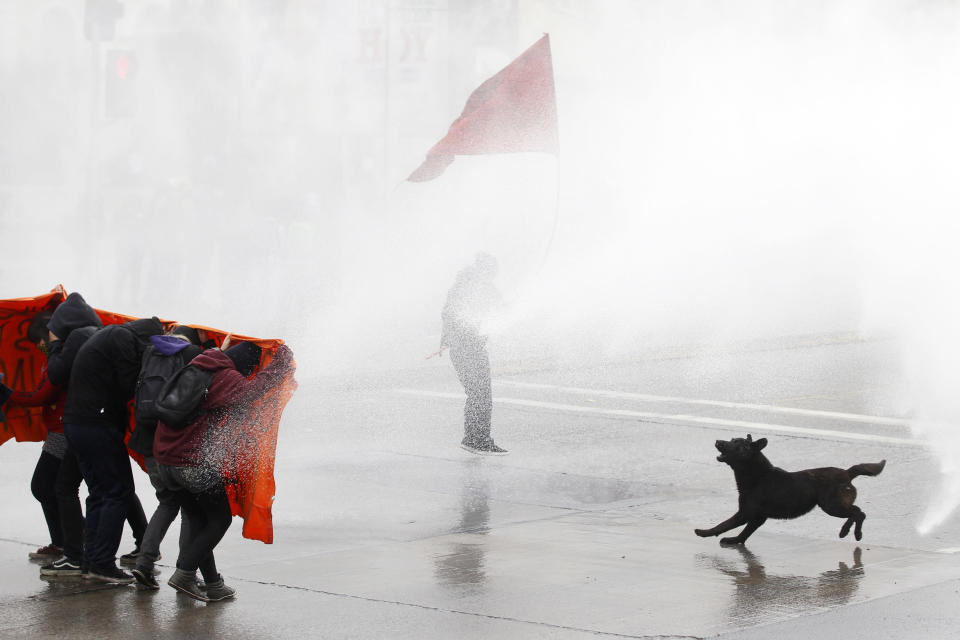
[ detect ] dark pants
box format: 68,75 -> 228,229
136,456 -> 184,570
158,464 -> 231,583
54,447 -> 85,560
54,445 -> 150,563
449,339 -> 493,446
126,485 -> 148,549
31,451 -> 63,548
64,423 -> 134,569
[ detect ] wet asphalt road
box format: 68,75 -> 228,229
2,333 -> 959,639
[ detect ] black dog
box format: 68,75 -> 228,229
695,434 -> 885,545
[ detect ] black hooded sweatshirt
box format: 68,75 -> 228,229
64,317 -> 163,430
45,293 -> 104,387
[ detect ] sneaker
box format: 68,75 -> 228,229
203,575 -> 236,601
28,544 -> 63,559
168,568 -> 209,601
460,439 -> 509,456
131,566 -> 160,590
40,556 -> 83,577
118,547 -> 140,566
87,564 -> 135,585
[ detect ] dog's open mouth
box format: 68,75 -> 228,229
714,441 -> 727,462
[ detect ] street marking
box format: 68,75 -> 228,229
394,389 -> 924,447
494,380 -> 910,427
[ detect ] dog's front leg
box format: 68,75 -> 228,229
695,513 -> 747,538
719,517 -> 767,546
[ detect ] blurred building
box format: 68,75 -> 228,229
0,0 -> 581,325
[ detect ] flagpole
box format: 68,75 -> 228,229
536,154 -> 561,273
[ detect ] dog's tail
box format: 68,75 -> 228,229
847,460 -> 886,478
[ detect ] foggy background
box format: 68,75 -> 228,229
1,1 -> 959,530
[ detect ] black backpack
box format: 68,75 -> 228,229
134,344 -> 198,427
154,364 -> 215,429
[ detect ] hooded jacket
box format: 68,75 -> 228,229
64,317 -> 163,430
154,344 -> 292,468
45,293 -> 103,387
128,335 -> 203,457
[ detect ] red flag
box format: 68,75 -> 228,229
408,34 -> 558,182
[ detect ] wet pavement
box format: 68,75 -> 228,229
3,335 -> 960,639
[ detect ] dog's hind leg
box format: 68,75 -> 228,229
720,518 -> 767,546
695,513 -> 747,538
837,507 -> 866,540
820,485 -> 867,540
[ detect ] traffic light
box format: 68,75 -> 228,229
84,0 -> 124,42
104,50 -> 137,118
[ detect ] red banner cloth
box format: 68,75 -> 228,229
408,34 -> 558,182
0,287 -> 297,544
0,286 -> 67,443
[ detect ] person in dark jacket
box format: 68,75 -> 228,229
440,253 -> 508,455
63,315 -> 163,584
30,295 -> 149,578
129,325 -> 203,588
155,341 -> 294,601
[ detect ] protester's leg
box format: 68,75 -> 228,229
119,462 -> 149,565
472,345 -> 493,443
134,463 -> 185,588
64,425 -> 101,569
54,446 -> 85,562
174,484 -> 230,570
31,451 -> 63,549
126,486 -> 148,549
67,424 -> 132,570
136,456 -> 180,571
450,343 -> 492,445
166,490 -> 208,599
193,488 -> 232,584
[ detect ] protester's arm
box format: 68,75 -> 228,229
7,372 -> 60,406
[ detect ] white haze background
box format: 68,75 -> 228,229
1,0 -> 959,533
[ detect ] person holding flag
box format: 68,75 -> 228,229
441,253 -> 508,455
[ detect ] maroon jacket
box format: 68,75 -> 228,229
154,346 -> 292,467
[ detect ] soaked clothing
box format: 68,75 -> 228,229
441,264 -> 502,446
155,344 -> 293,584
449,339 -> 494,447
132,334 -> 204,571
441,264 -> 502,349
154,347 -> 291,468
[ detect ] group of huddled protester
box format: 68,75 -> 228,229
0,292 -> 295,602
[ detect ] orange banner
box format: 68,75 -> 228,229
0,286 -> 297,544
0,285 -> 67,444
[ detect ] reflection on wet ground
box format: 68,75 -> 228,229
699,546 -> 865,625
434,460 -> 491,590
